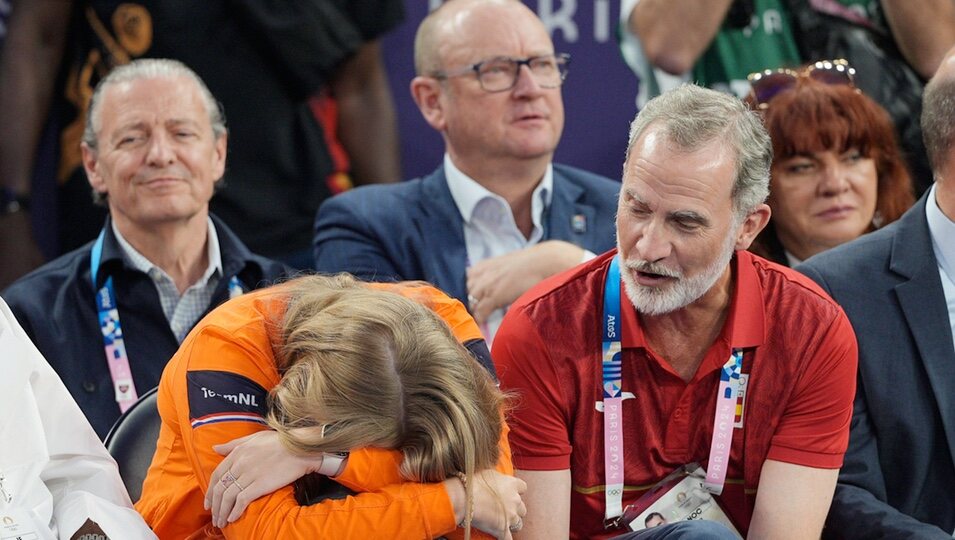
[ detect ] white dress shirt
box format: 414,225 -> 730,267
445,154 -> 553,341
0,298 -> 156,539
925,184 -> 955,355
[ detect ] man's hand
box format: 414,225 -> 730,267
445,469 -> 527,539
0,211 -> 44,289
204,430 -> 323,528
466,241 -> 586,324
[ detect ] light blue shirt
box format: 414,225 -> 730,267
925,183 -> 955,355
112,218 -> 223,343
444,154 -> 553,341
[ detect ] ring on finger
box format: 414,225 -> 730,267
232,477 -> 245,491
509,517 -> 523,532
221,471 -> 236,488
468,294 -> 480,310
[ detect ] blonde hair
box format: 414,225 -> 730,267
266,275 -> 504,533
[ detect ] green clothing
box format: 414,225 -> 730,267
620,0 -> 885,105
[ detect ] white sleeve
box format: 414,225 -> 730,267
0,299 -> 157,539
618,0 -> 691,108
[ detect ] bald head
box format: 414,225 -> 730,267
922,46 -> 955,179
414,0 -> 546,75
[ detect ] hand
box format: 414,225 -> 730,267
0,211 -> 44,289
466,241 -> 585,324
447,469 -> 527,540
204,430 -> 321,528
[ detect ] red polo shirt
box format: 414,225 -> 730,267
493,249 -> 857,539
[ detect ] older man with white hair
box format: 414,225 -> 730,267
2,59 -> 287,438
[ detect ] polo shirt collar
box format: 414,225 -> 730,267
619,249 -> 766,352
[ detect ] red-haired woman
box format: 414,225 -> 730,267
747,60 -> 915,266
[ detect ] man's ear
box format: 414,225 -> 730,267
734,203 -> 771,250
81,143 -> 108,197
212,131 -> 228,184
410,76 -> 447,132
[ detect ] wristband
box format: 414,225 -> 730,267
317,451 -> 349,476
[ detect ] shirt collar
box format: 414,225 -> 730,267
110,217 -> 224,286
444,153 -> 554,224
927,183 -> 955,280
620,249 -> 766,352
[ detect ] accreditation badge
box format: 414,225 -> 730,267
618,464 -> 742,537
0,509 -> 55,540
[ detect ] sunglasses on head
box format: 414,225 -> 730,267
747,59 -> 856,109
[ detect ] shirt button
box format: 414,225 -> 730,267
674,408 -> 684,418
83,381 -> 96,393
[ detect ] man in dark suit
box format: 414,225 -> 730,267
797,45 -> 955,538
313,0 -> 619,341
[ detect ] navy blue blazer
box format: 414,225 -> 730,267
313,164 -> 620,305
798,193 -> 955,539
2,215 -> 289,439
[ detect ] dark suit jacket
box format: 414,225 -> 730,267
312,164 -> 620,306
2,215 -> 289,439
797,193 -> 955,539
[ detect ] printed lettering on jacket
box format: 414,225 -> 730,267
187,370 -> 268,429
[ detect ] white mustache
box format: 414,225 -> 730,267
623,259 -> 682,279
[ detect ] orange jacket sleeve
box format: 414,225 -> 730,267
137,285 -> 510,539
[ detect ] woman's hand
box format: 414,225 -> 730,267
447,469 -> 527,539
204,430 -> 322,528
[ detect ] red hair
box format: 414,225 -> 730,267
751,78 -> 914,262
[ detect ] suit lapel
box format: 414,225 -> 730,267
546,169 -> 598,247
418,167 -> 468,302
892,195 -> 955,464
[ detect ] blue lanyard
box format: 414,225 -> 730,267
600,255 -> 744,523
601,256 -> 625,521
90,230 -> 243,412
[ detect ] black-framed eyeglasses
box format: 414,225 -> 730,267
431,53 -> 571,93
747,59 -> 856,109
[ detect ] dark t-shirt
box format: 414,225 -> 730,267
51,0 -> 403,258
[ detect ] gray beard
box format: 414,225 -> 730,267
618,230 -> 737,316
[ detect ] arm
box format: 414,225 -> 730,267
748,460 -> 837,539
330,40 -> 401,185
881,0 -> 955,78
313,192 -> 403,279
512,470 -> 570,540
466,241 -> 588,324
0,0 -> 72,287
749,305 -> 857,537
207,288 -> 511,525
824,378 -> 954,539
174,329 -> 463,539
493,309 -> 574,539
627,0 -> 734,74
0,300 -> 155,538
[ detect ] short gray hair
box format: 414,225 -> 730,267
922,75 -> 955,178
625,84 -> 771,218
82,58 -> 226,152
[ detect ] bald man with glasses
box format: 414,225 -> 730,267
313,0 -> 620,343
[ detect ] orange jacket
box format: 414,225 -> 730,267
136,283 -> 512,539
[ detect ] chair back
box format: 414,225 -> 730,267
104,386 -> 161,502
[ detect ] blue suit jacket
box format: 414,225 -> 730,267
798,193 -> 955,539
313,164 -> 620,306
